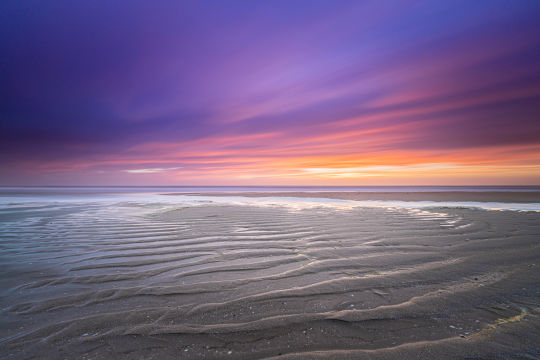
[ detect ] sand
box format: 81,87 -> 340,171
1,194 -> 539,359
182,190 -> 540,203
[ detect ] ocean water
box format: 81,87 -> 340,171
1,186 -> 540,212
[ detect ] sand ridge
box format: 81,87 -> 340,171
0,198 -> 539,359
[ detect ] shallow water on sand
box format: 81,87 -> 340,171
1,193 -> 539,359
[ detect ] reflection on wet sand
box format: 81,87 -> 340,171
1,197 -> 539,359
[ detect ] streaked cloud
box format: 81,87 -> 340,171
1,1 -> 539,185
124,167 -> 182,174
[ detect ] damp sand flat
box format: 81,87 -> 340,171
184,190 -> 540,203
0,196 -> 539,359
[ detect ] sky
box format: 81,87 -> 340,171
1,0 -> 540,186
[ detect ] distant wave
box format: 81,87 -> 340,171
2,192 -> 540,212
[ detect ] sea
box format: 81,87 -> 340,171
1,186 -> 540,212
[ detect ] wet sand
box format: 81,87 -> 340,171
1,195 -> 539,359
184,191 -> 540,203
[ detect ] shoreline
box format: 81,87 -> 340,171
174,191 -> 540,203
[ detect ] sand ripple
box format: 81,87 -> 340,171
1,200 -> 539,359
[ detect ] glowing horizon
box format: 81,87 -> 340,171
1,1 -> 540,186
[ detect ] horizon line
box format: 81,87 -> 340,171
1,185 -> 540,188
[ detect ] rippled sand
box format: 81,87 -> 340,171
1,197 -> 539,359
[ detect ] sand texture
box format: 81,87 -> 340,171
1,198 -> 540,359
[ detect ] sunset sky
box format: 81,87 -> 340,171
1,0 -> 540,185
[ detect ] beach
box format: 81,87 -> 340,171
4,0 -> 540,358
185,190 -> 540,203
1,189 -> 539,359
